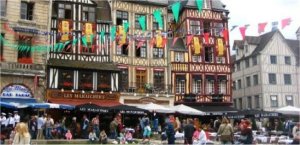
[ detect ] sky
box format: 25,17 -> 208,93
221,0 -> 300,52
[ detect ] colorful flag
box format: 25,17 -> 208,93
193,37 -> 201,55
171,2 -> 181,22
258,22 -> 267,34
186,35 -> 193,46
195,0 -> 203,12
153,10 -> 163,29
204,33 -> 210,43
239,27 -> 247,40
217,38 -> 224,56
281,18 -> 291,29
138,16 -> 146,31
222,29 -> 229,44
172,37 -> 178,47
110,26 -> 116,41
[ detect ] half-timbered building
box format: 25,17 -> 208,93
168,0 -> 233,112
111,0 -> 174,106
46,0 -> 120,106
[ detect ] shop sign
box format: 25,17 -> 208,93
47,90 -> 119,101
0,84 -> 32,98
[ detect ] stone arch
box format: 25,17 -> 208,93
0,83 -> 34,98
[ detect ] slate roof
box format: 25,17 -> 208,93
124,0 -> 169,6
168,0 -> 228,12
48,59 -> 120,71
167,38 -> 187,52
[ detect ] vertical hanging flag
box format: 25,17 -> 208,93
217,38 -> 224,56
138,16 -> 146,32
100,31 -> 105,43
110,26 -> 116,41
193,37 -> 201,55
171,2 -> 181,23
156,31 -> 163,48
222,29 -> 229,44
239,27 -> 247,40
195,0 -> 203,12
258,22 -> 268,34
271,21 -> 278,31
153,10 -> 163,29
204,33 -> 210,43
281,18 -> 291,29
123,22 -> 130,33
61,21 -> 70,41
85,23 -> 93,43
186,35 -> 193,46
82,36 -> 88,47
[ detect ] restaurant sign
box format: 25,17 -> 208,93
0,84 -> 33,98
47,90 -> 119,100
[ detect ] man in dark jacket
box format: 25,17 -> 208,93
184,119 -> 195,144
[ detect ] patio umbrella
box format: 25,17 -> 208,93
76,103 -> 109,113
136,102 -> 175,113
172,104 -> 205,115
110,104 -> 148,114
27,103 -> 75,110
275,106 -> 300,115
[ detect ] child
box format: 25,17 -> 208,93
125,130 -> 133,143
99,130 -> 108,144
89,129 -> 99,143
65,130 -> 72,140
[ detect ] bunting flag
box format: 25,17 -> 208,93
171,2 -> 181,22
85,23 -> 93,42
204,33 -> 210,43
137,40 -> 144,48
119,31 -> 127,45
110,26 -> 116,41
271,21 -> 279,31
222,29 -> 229,44
172,37 -> 178,47
239,27 -> 247,40
258,22 -> 267,34
195,0 -> 203,12
61,21 -> 70,41
150,37 -> 156,48
217,38 -> 224,56
186,34 -> 193,46
193,37 -> 201,55
81,36 -> 88,47
162,37 -> 167,47
100,31 -> 105,43
230,25 -> 238,31
138,16 -> 146,31
156,31 -> 163,48
281,18 -> 291,29
123,22 -> 130,33
153,10 -> 163,29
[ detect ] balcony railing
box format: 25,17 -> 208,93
0,62 -> 45,75
120,82 -> 172,94
175,93 -> 231,104
49,52 -> 110,62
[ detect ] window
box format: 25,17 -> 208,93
82,6 -> 95,22
190,20 -> 201,34
233,81 -> 236,90
18,35 -> 32,63
153,47 -> 164,58
236,62 -> 240,71
203,21 -> 211,34
116,11 -> 128,25
120,69 -> 128,92
116,44 -> 128,55
0,33 -> 4,60
286,95 -> 293,106
214,23 -> 223,36
203,0 -> 211,9
218,80 -> 226,94
245,59 -> 250,68
136,70 -> 146,93
58,69 -> 74,90
254,95 -> 260,109
154,71 -> 164,91
247,96 -> 252,109
270,95 -> 278,107
284,74 -> 292,85
204,47 -> 213,63
239,98 -> 243,110
97,72 -> 111,92
192,76 -> 201,94
252,56 -> 257,65
285,56 -> 291,65
192,55 -> 201,62
58,3 -> 72,19
176,76 -> 185,94
135,14 -> 146,30
206,79 -> 214,94
78,71 -> 93,91
216,57 -> 225,64
233,99 -> 237,109
269,73 -> 276,84
21,1 -> 34,20
1,0 -> 6,17
136,41 -> 146,58
270,55 -> 277,64
253,74 -> 258,86
238,79 -> 242,89
153,15 -> 163,30
175,52 -> 184,62
246,76 -> 251,87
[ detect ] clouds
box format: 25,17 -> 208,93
221,0 -> 300,51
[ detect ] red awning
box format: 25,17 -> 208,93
48,98 -> 121,107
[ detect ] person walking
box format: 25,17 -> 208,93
239,119 -> 253,144
28,115 -> 37,139
217,117 -> 234,144
92,115 -> 100,136
45,115 -> 54,139
12,122 -> 31,145
81,115 -> 89,139
184,119 -> 195,145
166,115 -> 175,144
37,114 -> 45,139
109,117 -> 118,139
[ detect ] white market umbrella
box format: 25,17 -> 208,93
137,102 -> 175,113
172,104 -> 205,115
275,105 -> 300,115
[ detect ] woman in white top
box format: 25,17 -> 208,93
193,128 -> 207,145
12,122 -> 31,145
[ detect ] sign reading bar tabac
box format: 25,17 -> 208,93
47,90 -> 119,100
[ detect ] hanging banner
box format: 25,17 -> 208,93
195,0 -> 203,12
156,31 -> 163,48
171,2 -> 181,23
217,38 -> 224,56
138,16 -> 146,32
153,10 -> 163,29
85,23 -> 93,43
60,20 -> 70,42
193,37 -> 201,55
258,22 -> 267,34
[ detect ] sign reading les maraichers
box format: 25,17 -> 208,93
47,90 -> 119,100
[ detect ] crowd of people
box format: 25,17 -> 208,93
1,110 -> 300,145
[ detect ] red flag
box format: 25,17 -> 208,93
172,37 -> 178,47
137,40 -> 144,48
204,33 -> 210,43
222,29 -> 229,43
258,22 -> 267,34
162,37 -> 167,48
281,18 -> 291,29
239,27 -> 247,40
150,37 -> 156,47
186,35 -> 193,46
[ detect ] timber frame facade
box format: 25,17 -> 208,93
168,0 -> 232,106
46,0 -> 120,105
